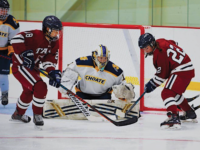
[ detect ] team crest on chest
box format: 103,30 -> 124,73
0,31 -> 8,37
36,48 -> 49,54
85,75 -> 106,85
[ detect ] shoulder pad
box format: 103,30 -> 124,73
4,15 -> 19,30
75,56 -> 94,66
104,61 -> 123,77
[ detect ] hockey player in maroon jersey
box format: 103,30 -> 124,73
138,33 -> 197,129
10,15 -> 62,127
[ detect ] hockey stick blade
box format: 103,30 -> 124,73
36,67 -> 138,126
186,94 -> 200,102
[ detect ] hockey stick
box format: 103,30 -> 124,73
177,94 -> 200,110
0,55 -> 11,60
186,94 -> 200,102
36,67 -> 138,126
115,91 -> 146,118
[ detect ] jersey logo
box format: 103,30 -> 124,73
85,75 -> 106,85
0,31 -> 8,37
36,48 -> 48,54
80,56 -> 88,60
112,64 -> 119,72
13,18 -> 19,25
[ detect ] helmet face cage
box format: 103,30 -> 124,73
46,28 -> 62,42
0,7 -> 9,20
93,45 -> 110,71
0,0 -> 9,20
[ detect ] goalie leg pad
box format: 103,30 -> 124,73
43,99 -> 140,120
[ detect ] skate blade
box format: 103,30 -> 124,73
181,119 -> 198,123
34,125 -> 43,130
161,124 -> 181,130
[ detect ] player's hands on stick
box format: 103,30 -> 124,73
48,70 -> 61,88
20,50 -> 35,70
145,79 -> 157,93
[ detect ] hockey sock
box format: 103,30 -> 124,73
0,74 -> 9,93
178,98 -> 191,111
167,105 -> 177,115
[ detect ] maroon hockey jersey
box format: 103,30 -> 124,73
151,38 -> 195,86
11,30 -> 59,73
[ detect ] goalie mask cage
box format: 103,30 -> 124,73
58,22 -> 162,112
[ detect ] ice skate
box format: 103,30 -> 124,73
1,92 -> 8,106
180,108 -> 198,123
33,114 -> 44,130
10,110 -> 31,123
160,112 -> 181,129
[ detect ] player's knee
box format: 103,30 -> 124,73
33,80 -> 47,98
161,89 -> 176,100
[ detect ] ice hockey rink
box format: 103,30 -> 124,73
0,76 -> 200,150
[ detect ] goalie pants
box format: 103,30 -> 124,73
76,92 -> 111,99
12,65 -> 47,115
161,73 -> 193,114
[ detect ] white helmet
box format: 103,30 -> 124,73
92,44 -> 110,71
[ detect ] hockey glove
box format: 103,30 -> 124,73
145,79 -> 157,93
20,50 -> 34,70
49,70 -> 61,88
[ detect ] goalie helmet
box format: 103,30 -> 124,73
0,0 -> 9,20
42,15 -> 62,42
92,44 -> 110,71
138,33 -> 155,49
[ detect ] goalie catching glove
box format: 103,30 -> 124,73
112,83 -> 135,103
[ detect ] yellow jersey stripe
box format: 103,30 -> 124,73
77,65 -> 94,68
0,47 -> 8,50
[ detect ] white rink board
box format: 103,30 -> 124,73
62,27 -> 141,79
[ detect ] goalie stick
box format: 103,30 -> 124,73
36,67 -> 138,126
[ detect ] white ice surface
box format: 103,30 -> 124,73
0,76 -> 200,150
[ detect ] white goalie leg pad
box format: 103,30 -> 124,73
58,67 -> 79,94
43,99 -> 140,120
112,83 -> 135,103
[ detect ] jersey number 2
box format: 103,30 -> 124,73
167,44 -> 185,64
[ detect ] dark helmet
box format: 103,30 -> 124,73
0,0 -> 10,20
138,33 -> 155,49
42,15 -> 62,41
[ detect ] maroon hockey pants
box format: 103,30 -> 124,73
12,65 -> 47,115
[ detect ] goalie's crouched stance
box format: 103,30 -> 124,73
43,45 -> 140,121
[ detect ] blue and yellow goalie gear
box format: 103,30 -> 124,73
92,44 -> 110,72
